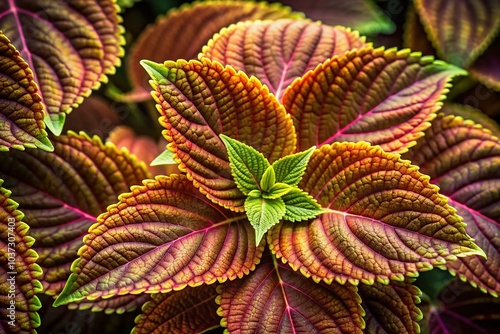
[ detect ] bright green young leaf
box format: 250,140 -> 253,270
0,132 -> 150,295
53,175 -> 262,306
150,148 -> 176,166
141,58 -> 296,211
0,180 -> 42,333
260,165 -> 276,192
265,183 -> 293,199
0,0 -> 124,135
220,134 -> 270,195
0,31 -> 52,152
217,251 -> 365,333
245,196 -> 285,246
270,142 -> 485,286
133,285 -> 220,334
281,188 -> 325,222
272,146 -> 316,186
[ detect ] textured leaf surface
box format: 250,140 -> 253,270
218,252 -> 364,333
414,0 -> 500,68
68,294 -> 150,314
0,31 -> 52,152
54,175 -> 263,306
142,58 -> 296,211
0,180 -> 42,332
202,19 -> 368,101
403,4 -> 436,58
427,279 -> 500,334
0,132 -> 150,295
273,146 -> 315,186
270,142 -> 484,286
133,285 -> 219,334
283,46 -> 465,154
245,196 -> 285,245
281,188 -> 324,222
276,0 -> 394,34
359,281 -> 422,334
441,103 -> 500,139
127,0 -> 303,101
406,115 -> 500,296
0,0 -> 124,134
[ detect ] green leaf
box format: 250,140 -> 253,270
264,183 -> 293,199
150,148 -> 176,166
272,146 -> 316,186
260,165 -> 276,192
0,0 -> 124,135
53,175 -> 262,306
281,188 -> 325,222
245,196 -> 285,246
220,134 -> 270,195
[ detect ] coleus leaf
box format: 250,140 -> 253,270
427,279 -> 500,333
201,19 -> 369,101
469,36 -> 500,91
276,0 -> 395,35
0,180 -> 42,333
245,196 -> 285,246
68,294 -> 150,315
133,285 -> 220,334
0,31 -> 52,152
260,165 -> 276,192
0,0 -> 124,135
441,103 -> 500,139
217,251 -> 365,333
126,0 -> 304,101
53,175 -> 263,306
0,132 -> 150,295
281,188 -> 324,222
405,114 -> 500,296
283,46 -> 466,154
220,133 -> 270,195
414,0 -> 500,68
141,58 -> 296,211
269,142 -> 484,286
273,145 -> 315,186
359,280 -> 422,334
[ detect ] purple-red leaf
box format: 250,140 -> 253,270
126,0 -> 303,102
270,142 -> 484,286
133,285 -> 219,334
0,31 -> 52,152
141,58 -> 296,211
0,180 -> 42,333
0,132 -> 150,295
201,19 -> 368,101
414,0 -> 500,68
469,35 -> 500,91
0,0 -> 124,135
405,114 -> 500,296
283,46 -> 466,154
218,252 -> 364,333
359,281 -> 422,334
53,175 -> 263,306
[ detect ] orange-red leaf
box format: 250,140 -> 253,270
283,46 -> 465,154
0,180 -> 42,333
0,0 -> 124,134
0,31 -> 52,152
142,58 -> 296,211
201,19 -> 368,101
270,142 -> 484,286
68,294 -> 151,314
0,132 -> 150,295
133,285 -> 219,334
406,114 -> 500,296
54,175 -> 263,306
126,0 -> 303,102
218,252 -> 364,333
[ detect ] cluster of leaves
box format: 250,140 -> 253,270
1,0 -> 500,333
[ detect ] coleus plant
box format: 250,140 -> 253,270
1,0 -> 500,333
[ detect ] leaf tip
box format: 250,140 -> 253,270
36,136 -> 54,152
44,113 -> 65,136
140,59 -> 169,84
